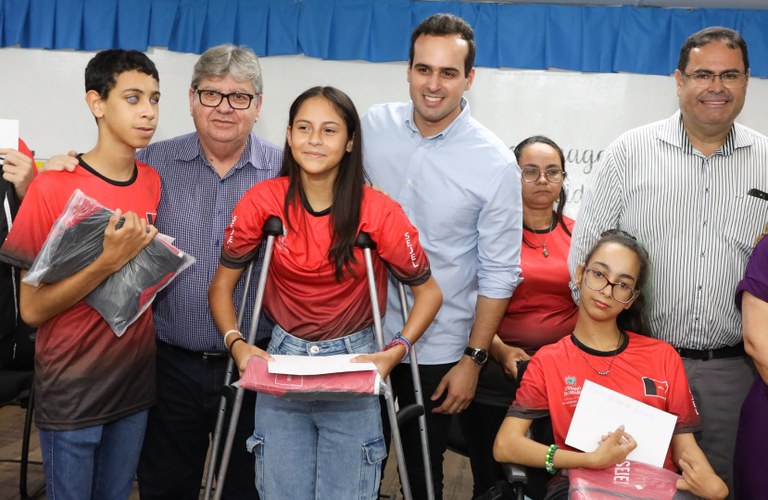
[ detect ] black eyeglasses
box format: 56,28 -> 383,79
521,167 -> 565,184
682,71 -> 748,89
196,89 -> 257,110
583,268 -> 639,304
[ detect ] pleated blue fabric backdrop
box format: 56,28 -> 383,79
1,0 -> 766,77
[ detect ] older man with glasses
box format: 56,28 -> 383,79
131,44 -> 282,500
570,27 -> 768,498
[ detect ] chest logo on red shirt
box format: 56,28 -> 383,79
642,377 -> 669,400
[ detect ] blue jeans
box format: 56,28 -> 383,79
248,325 -> 386,499
39,410 -> 148,500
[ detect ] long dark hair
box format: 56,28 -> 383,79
582,229 -> 652,336
513,135 -> 570,248
280,86 -> 367,280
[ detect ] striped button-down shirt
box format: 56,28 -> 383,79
570,111 -> 768,350
137,132 -> 283,352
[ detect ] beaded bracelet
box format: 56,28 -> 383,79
384,334 -> 412,362
545,444 -> 559,475
223,329 -> 242,347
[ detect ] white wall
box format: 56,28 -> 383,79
2,46 -> 767,217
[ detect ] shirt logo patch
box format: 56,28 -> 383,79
275,227 -> 290,253
565,375 -> 577,386
642,377 -> 669,399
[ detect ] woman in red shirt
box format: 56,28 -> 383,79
209,86 -> 442,499
460,136 -> 577,497
494,230 -> 727,500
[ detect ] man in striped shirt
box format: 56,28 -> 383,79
569,27 -> 768,496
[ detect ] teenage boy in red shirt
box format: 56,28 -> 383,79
0,49 -> 162,499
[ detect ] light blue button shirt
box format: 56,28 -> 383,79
361,99 -> 523,364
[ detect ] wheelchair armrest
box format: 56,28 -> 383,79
502,462 -> 527,486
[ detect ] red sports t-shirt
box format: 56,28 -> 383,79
498,217 -> 577,353
0,159 -> 161,430
509,332 -> 700,472
221,177 -> 431,341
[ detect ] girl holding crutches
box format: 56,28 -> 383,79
209,86 -> 442,500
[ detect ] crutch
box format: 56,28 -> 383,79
355,232 -> 414,500
203,215 -> 283,500
396,282 -> 435,500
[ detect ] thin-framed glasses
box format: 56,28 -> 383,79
196,89 -> 257,110
521,166 -> 565,184
583,268 -> 639,304
682,71 -> 748,89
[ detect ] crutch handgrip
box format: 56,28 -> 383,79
396,403 -> 425,427
220,384 -> 237,403
354,231 -> 376,249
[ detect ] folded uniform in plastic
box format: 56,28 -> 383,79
23,189 -> 195,336
239,356 -> 387,400
569,460 -> 697,500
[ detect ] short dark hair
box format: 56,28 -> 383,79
409,13 -> 475,76
677,26 -> 749,73
582,230 -> 652,336
281,86 -> 367,280
85,49 -> 159,98
513,136 -> 571,246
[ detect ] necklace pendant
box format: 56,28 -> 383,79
597,369 -> 610,376
542,247 -> 549,258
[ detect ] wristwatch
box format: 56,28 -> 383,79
464,346 -> 489,366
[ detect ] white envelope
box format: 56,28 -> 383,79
0,119 -> 19,149
565,379 -> 677,468
267,354 -> 377,375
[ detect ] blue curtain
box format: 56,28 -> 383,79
1,0 -> 766,77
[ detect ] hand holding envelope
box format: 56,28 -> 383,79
566,380 -> 678,468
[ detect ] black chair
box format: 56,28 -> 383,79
447,413 -> 526,500
0,329 -> 45,499
445,360 -> 551,500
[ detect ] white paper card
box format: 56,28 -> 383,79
267,354 -> 377,375
0,119 -> 19,149
565,379 -> 677,468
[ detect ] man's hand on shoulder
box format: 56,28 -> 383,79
1,147 -> 35,200
39,150 -> 79,174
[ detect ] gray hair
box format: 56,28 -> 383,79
191,44 -> 263,94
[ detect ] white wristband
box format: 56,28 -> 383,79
223,329 -> 243,347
